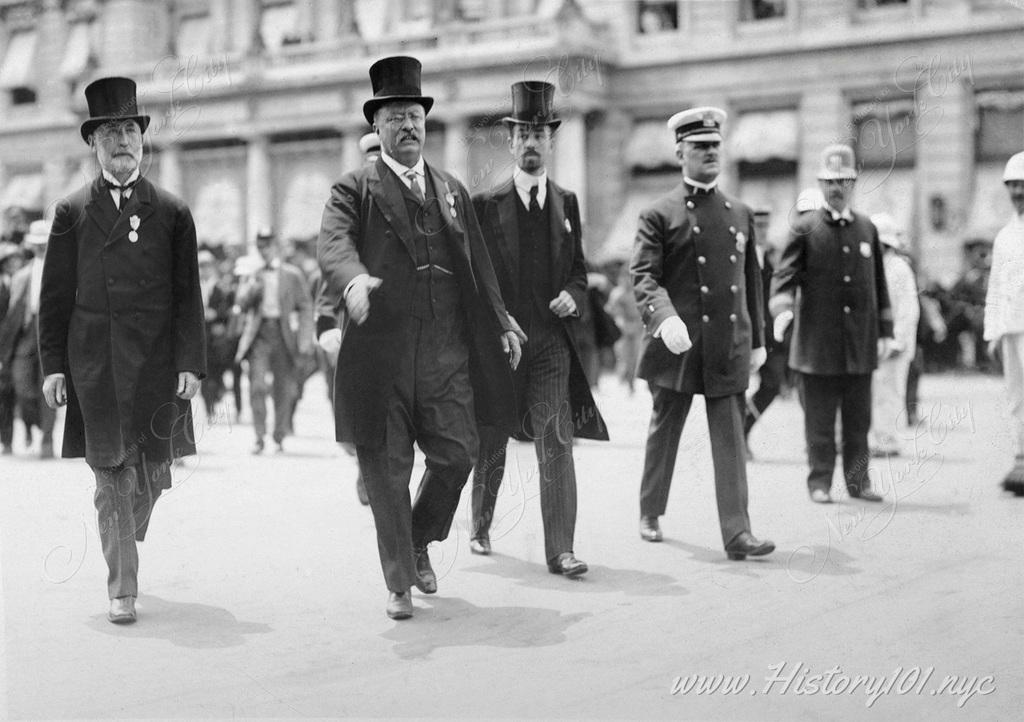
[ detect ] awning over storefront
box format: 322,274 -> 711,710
0,173 -> 44,211
0,30 -> 38,89
59,22 -> 93,79
624,120 -> 678,171
727,109 -> 799,164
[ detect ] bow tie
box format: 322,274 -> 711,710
104,178 -> 138,193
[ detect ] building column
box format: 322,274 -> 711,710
246,134 -> 272,245
209,0 -> 230,54
158,145 -> 183,196
232,0 -> 261,55
799,86 -> 847,191
100,0 -> 170,69
443,117 -> 469,184
553,113 -> 587,220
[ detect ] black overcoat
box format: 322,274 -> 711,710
38,177 -> 206,466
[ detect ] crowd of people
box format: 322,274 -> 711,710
2,59 -> 1023,625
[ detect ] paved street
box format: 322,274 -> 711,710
1,370 -> 1021,720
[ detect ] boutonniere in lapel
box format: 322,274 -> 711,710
443,181 -> 457,219
128,215 -> 141,243
564,218 -> 572,234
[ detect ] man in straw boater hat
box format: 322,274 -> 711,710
38,76 -> 206,624
0,220 -> 57,458
317,56 -> 520,619
770,143 -> 895,504
984,151 -> 1024,495
630,106 -> 775,560
468,81 -> 607,575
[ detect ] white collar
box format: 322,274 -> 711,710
380,151 -> 425,181
683,176 -> 718,193
825,203 -> 854,222
513,168 -> 547,208
101,168 -> 140,188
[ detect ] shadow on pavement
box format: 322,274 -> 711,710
86,594 -> 272,648
381,595 -> 590,659
461,554 -> 689,597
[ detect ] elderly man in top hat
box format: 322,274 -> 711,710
771,144 -> 895,504
468,81 -> 607,575
630,106 -> 774,560
984,151 -> 1024,494
38,76 -> 205,624
317,56 -> 520,619
0,220 -> 57,458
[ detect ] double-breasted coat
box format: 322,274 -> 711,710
38,176 -> 206,467
471,178 -> 608,440
769,209 -> 893,376
317,158 -> 516,447
631,185 -> 764,397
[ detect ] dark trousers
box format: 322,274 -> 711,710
248,319 -> 297,443
796,372 -> 873,493
744,346 -> 788,436
639,385 -> 751,546
472,329 -> 577,562
0,383 -> 13,447
356,314 -> 477,593
91,459 -> 170,599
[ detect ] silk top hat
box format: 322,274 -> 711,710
817,143 -> 858,180
80,76 -> 151,143
668,106 -> 726,143
502,81 -> 561,130
358,132 -> 381,154
363,56 -> 434,125
1003,151 -> 1024,182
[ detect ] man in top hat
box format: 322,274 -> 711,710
233,229 -> 313,454
38,76 -> 205,624
770,143 -> 894,504
317,56 -> 520,619
630,106 -> 775,559
0,220 -> 57,458
868,213 -> 919,458
468,81 -> 607,574
984,151 -> 1024,494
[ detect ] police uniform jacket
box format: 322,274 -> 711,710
471,177 -> 607,440
631,184 -> 764,397
317,157 -> 516,447
38,176 -> 206,466
769,208 -> 893,376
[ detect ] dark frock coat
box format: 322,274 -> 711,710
38,177 -> 206,467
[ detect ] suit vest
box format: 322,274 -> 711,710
515,194 -> 558,337
400,175 -> 460,321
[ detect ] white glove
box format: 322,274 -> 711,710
176,371 -> 200,400
750,346 -> 767,372
318,328 -> 343,357
773,310 -> 794,343
344,274 -> 383,325
877,338 -> 900,361
657,316 -> 692,355
43,373 -> 67,409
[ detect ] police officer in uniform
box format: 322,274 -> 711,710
631,107 -> 774,560
770,144 -> 895,504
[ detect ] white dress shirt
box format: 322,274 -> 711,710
513,167 -> 547,210
101,168 -> 140,209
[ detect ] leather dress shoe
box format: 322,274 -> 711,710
108,596 -> 137,624
810,488 -> 832,504
413,547 -> 437,594
848,487 -> 884,502
386,591 -> 413,620
469,537 -> 491,555
724,532 -> 775,561
547,552 -> 588,577
639,516 -> 663,542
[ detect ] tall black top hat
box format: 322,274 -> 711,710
502,81 -> 561,130
80,76 -> 151,143
363,56 -> 434,125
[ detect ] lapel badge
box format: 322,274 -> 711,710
860,241 -> 872,258
564,218 -> 572,233
444,181 -> 457,218
128,214 -> 141,243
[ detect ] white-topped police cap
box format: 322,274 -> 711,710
1003,151 -> 1024,182
24,219 -> 52,246
817,143 -> 858,180
358,132 -> 381,155
668,106 -> 727,143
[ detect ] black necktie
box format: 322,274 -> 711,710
528,185 -> 541,214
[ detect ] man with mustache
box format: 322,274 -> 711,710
317,56 -> 520,619
771,144 -> 895,504
468,81 -> 607,575
38,77 -> 205,624
631,106 -> 774,560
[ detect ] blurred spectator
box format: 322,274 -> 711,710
606,262 -> 642,393
0,241 -> 28,454
948,238 -> 992,372
198,250 -> 235,423
576,269 -> 617,388
868,213 -> 919,457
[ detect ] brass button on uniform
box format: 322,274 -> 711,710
729,254 -> 737,263
698,256 -> 706,265
700,285 -> 709,294
724,201 -> 732,209
686,200 -> 695,209
842,246 -> 850,254
728,226 -> 736,234
729,313 -> 737,322
843,306 -> 851,314
693,226 -> 701,234
702,315 -> 710,323
730,284 -> 738,293
843,275 -> 851,283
